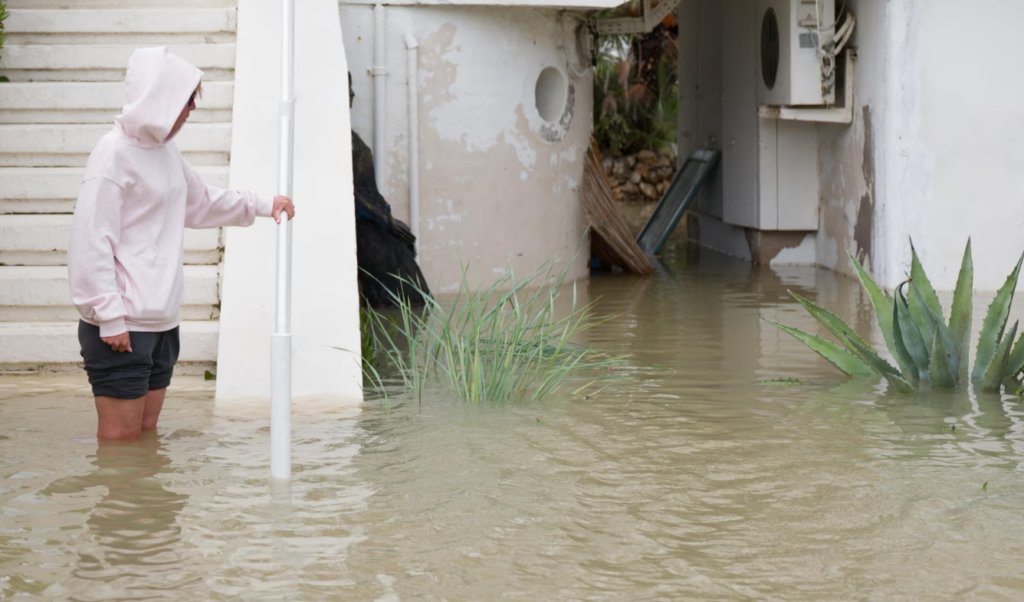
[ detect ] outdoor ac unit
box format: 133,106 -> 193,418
757,0 -> 835,106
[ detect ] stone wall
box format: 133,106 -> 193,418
601,147 -> 679,234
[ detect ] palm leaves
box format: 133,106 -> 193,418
772,240 -> 1024,393
593,26 -> 678,156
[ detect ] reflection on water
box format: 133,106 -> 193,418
42,435 -> 189,599
2,244 -> 1024,599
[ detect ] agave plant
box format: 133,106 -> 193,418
771,239 -> 1024,393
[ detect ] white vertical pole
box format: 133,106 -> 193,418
271,0 -> 295,481
371,4 -> 388,190
404,34 -> 419,256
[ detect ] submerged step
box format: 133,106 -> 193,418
0,319 -> 219,367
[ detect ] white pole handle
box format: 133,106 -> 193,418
271,0 -> 295,481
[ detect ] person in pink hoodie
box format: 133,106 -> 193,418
68,47 -> 294,441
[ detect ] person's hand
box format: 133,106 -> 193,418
272,195 -> 295,223
101,332 -> 132,353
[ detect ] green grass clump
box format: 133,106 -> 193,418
361,265 -> 620,404
0,0 -> 9,82
771,239 -> 1024,393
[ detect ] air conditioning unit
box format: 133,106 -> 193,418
757,0 -> 835,106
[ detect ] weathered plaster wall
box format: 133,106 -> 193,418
821,0 -> 1024,291
816,0 -> 887,281
339,5 -> 591,293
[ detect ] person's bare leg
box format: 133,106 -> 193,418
141,388 -> 167,431
95,396 -> 145,440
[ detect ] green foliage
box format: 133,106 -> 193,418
773,239 -> 1024,393
759,377 -> 806,385
0,0 -> 9,82
361,265 -> 621,404
359,307 -> 377,373
593,29 -> 678,157
971,251 -> 1023,384
766,321 -> 876,378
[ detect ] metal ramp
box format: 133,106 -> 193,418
636,149 -> 720,255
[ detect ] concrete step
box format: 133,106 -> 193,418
1,43 -> 236,82
7,0 -> 235,8
0,214 -> 221,266
0,1 -> 243,373
0,81 -> 233,124
0,265 -> 220,322
0,320 -> 219,369
0,165 -> 229,214
0,123 -> 232,167
4,7 -> 235,36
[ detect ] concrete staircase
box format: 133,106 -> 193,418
0,0 -> 238,372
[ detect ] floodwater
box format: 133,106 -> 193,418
4,244 -> 1024,600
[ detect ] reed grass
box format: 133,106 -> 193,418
361,264 -> 621,404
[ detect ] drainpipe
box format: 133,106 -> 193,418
405,33 -> 420,255
372,4 -> 388,192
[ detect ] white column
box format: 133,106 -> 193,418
216,0 -> 362,405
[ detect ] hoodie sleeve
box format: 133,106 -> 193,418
182,158 -> 273,228
68,177 -> 129,337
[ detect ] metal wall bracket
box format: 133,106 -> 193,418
596,0 -> 681,35
758,50 -> 856,124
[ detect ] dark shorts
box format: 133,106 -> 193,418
78,321 -> 181,399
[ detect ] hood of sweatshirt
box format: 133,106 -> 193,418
115,47 -> 203,148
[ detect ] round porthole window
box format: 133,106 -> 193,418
761,7 -> 780,89
534,67 -> 567,123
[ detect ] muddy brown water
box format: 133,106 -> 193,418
3,245 -> 1024,600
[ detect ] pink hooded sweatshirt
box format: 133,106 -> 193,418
69,47 -> 273,337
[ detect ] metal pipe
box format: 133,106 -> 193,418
405,33 -> 419,255
372,3 -> 388,192
272,0 -> 295,481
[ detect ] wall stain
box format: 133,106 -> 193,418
539,83 -> 575,143
854,105 -> 875,265
745,229 -> 811,265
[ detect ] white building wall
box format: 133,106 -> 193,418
870,0 -> 1024,291
339,5 -> 591,293
820,0 -> 1024,291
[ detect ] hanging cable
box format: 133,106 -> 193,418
813,0 -> 836,97
809,0 -> 857,102
833,13 -> 856,56
811,0 -> 849,34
